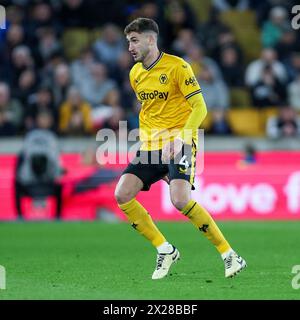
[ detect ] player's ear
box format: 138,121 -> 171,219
147,33 -> 156,46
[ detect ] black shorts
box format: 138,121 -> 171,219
122,143 -> 197,191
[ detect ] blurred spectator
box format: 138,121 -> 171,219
26,2 -> 60,46
93,1 -> 128,27
251,64 -> 286,107
0,5 -> 24,46
110,50 -> 132,86
51,63 -> 72,108
40,51 -> 66,88
245,48 -> 287,86
10,45 -> 34,91
25,85 -> 56,132
79,63 -> 117,107
70,47 -> 95,87
219,46 -> 245,87
266,106 -> 300,138
91,88 -> 125,131
284,52 -> 300,82
109,51 -> 135,111
139,1 -> 163,26
35,110 -> 55,131
93,24 -> 125,71
1,0 -> 300,140
58,0 -> 90,28
163,0 -> 197,48
287,73 -> 300,111
213,0 -> 249,11
0,82 -> 23,135
5,4 -> 25,26
120,1 -> 163,42
34,28 -> 62,68
12,68 -> 37,105
261,6 -> 290,48
1,23 -> 25,61
184,45 -> 223,81
207,109 -> 232,135
0,110 -> 16,136
58,0 -> 126,29
127,100 -> 141,131
197,7 -> 231,57
198,64 -> 229,110
275,29 -> 300,63
212,29 -> 244,66
101,89 -> 125,132
59,86 -> 93,135
250,0 -> 294,27
171,28 -> 198,57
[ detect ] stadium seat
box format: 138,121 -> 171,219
230,88 -> 251,108
62,28 -> 90,61
188,0 -> 212,22
220,10 -> 261,63
228,108 -> 264,136
200,111 -> 212,130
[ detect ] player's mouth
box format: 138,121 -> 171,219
131,52 -> 138,59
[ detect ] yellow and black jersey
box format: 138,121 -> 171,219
129,52 -> 203,150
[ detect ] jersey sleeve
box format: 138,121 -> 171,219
175,60 -> 202,100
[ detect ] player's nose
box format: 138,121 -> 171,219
128,43 -> 134,52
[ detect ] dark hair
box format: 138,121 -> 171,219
124,17 -> 159,35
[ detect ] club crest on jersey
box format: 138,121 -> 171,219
138,90 -> 169,101
159,74 -> 168,84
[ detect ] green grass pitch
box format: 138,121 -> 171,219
0,221 -> 299,300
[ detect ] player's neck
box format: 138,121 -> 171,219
143,49 -> 160,69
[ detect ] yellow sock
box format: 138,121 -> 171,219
118,198 -> 166,247
181,200 -> 231,254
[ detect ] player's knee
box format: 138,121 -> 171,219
114,187 -> 133,205
171,196 -> 190,211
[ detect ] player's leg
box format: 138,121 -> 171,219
169,179 -> 246,277
115,173 -> 166,248
115,152 -> 180,279
170,179 -> 231,254
169,143 -> 246,278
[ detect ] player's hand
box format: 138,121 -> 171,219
161,138 -> 184,163
161,141 -> 173,163
173,138 -> 184,159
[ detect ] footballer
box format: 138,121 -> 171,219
115,18 -> 246,279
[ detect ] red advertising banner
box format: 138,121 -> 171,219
0,151 -> 300,220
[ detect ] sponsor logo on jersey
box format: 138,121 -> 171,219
138,90 -> 169,101
185,76 -> 197,86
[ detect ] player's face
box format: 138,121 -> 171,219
126,32 -> 150,62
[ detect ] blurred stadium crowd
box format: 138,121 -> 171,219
1,0 -> 300,139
